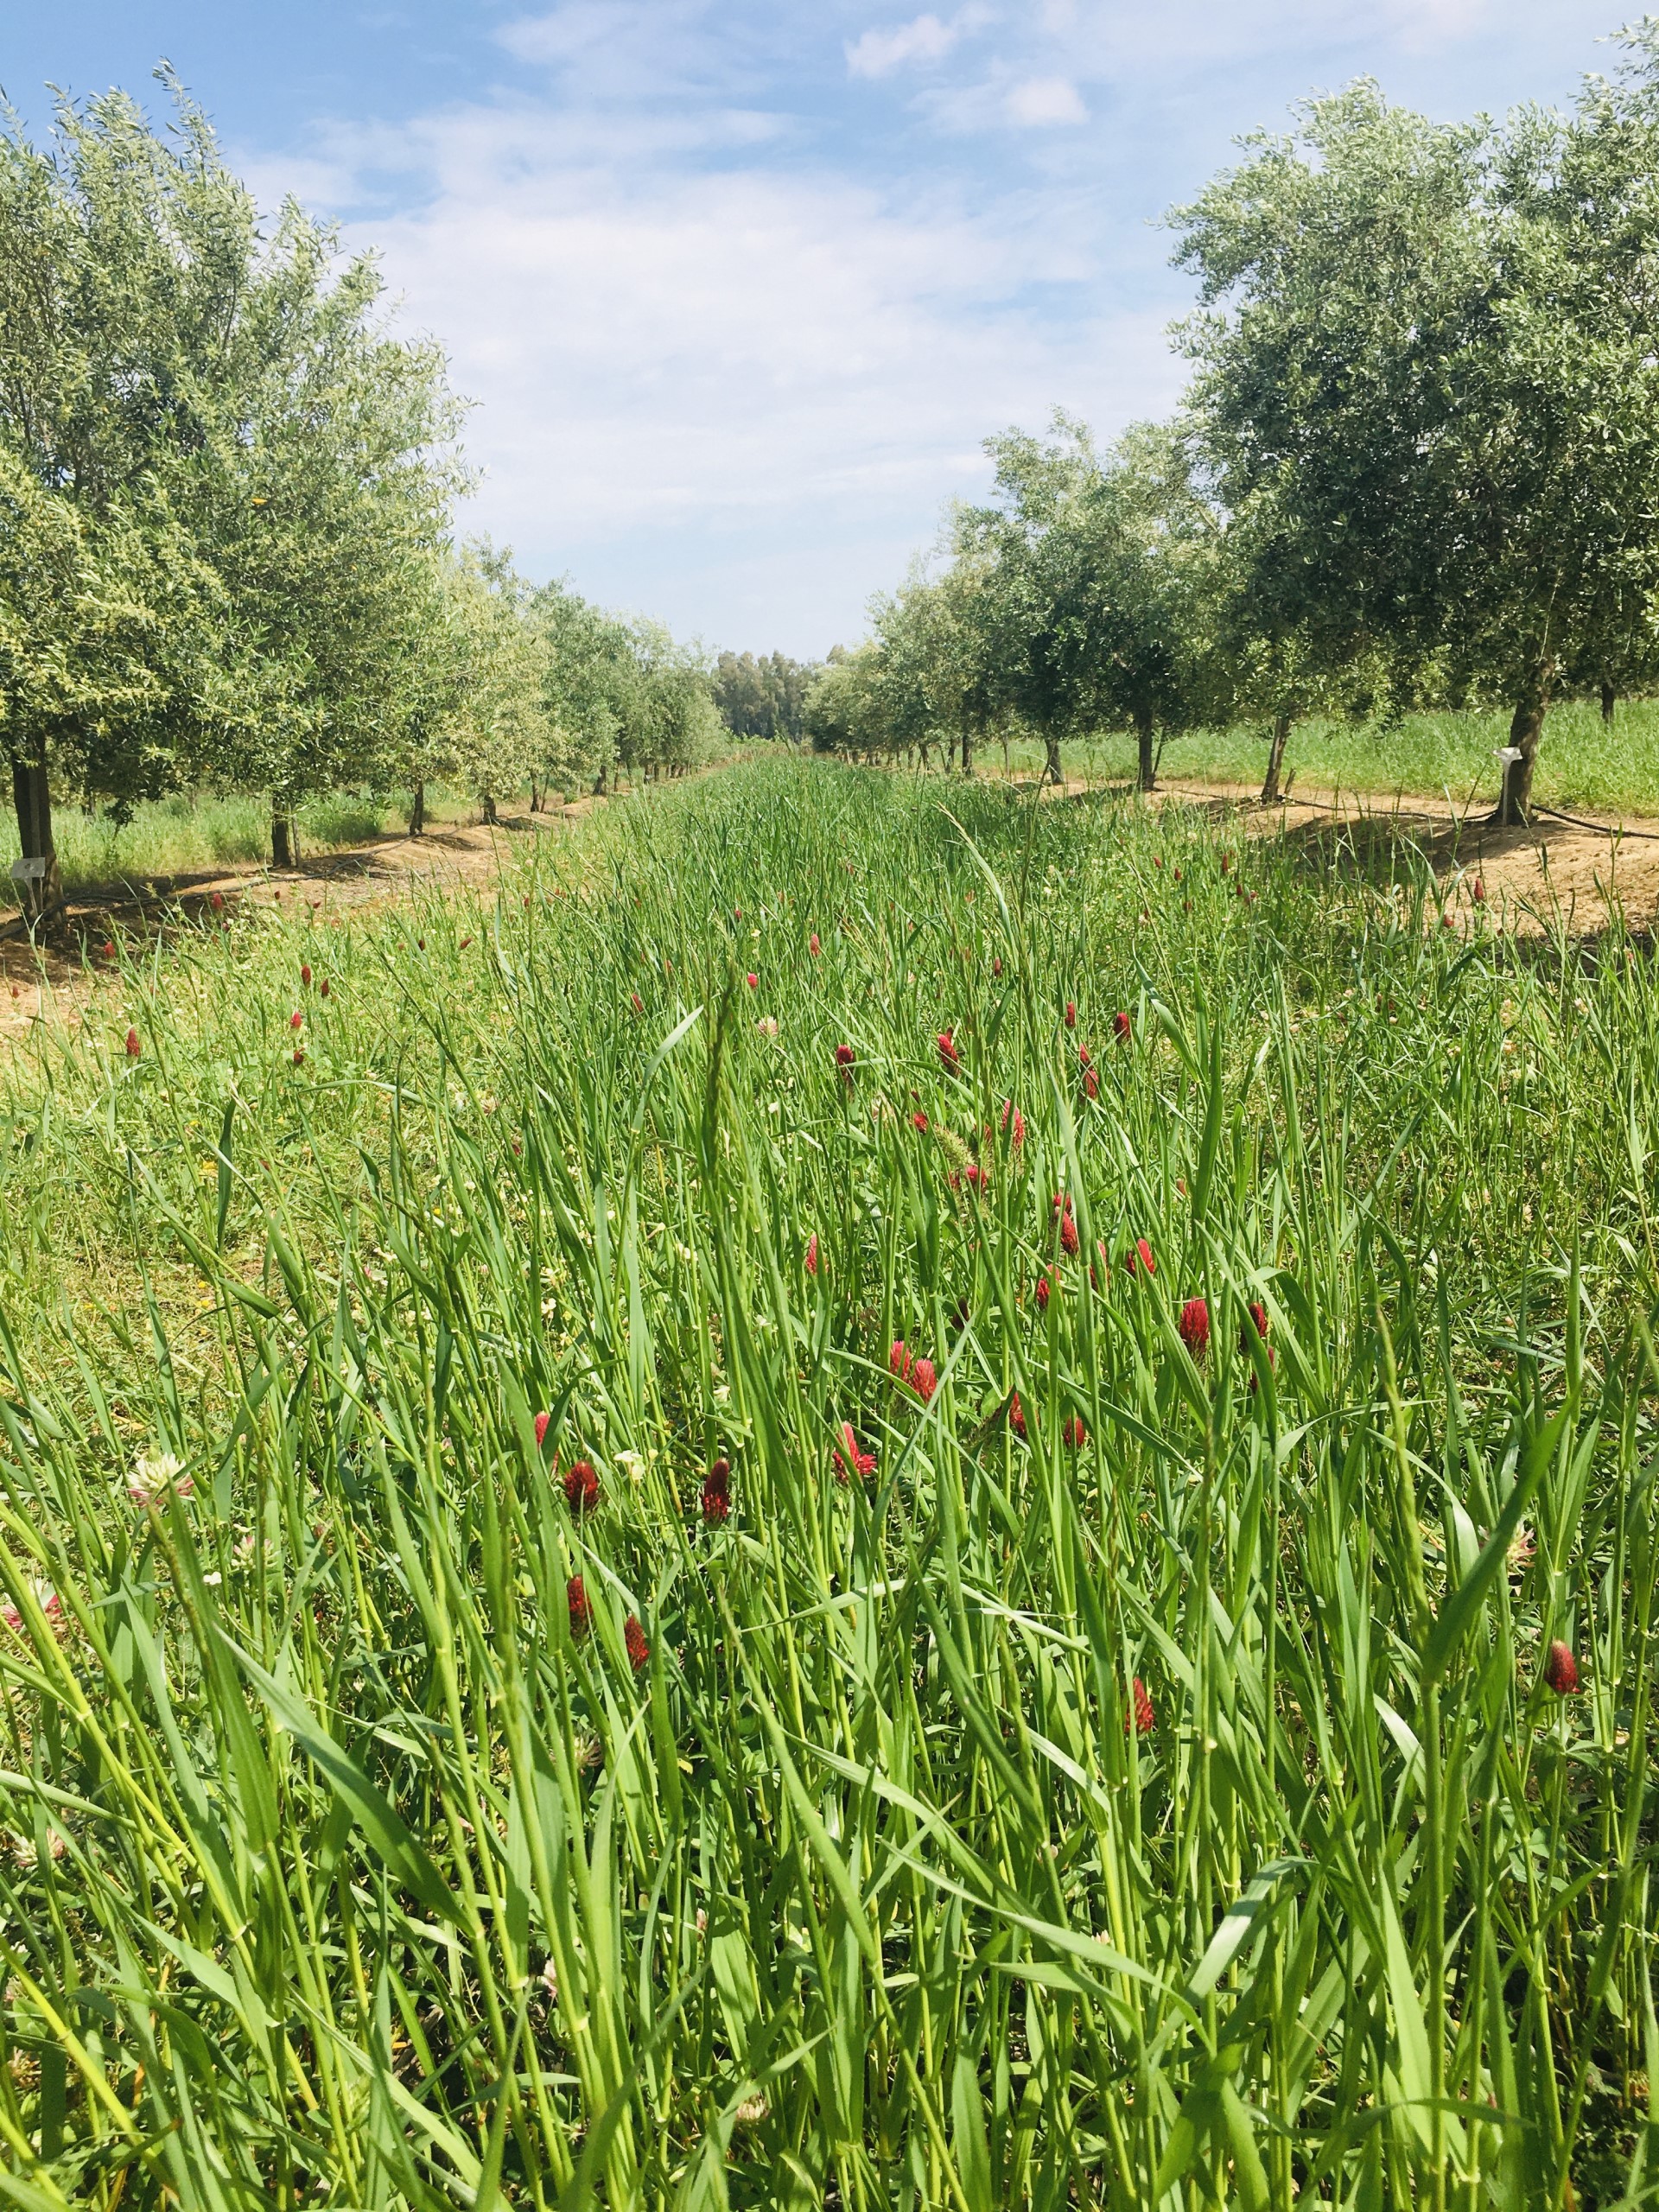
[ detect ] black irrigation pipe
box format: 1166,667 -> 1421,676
1532,802 -> 1659,843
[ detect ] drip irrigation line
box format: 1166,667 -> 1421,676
1531,803 -> 1659,842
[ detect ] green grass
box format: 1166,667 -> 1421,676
980,696 -> 1659,817
0,786 -> 476,899
0,755 -> 1656,2206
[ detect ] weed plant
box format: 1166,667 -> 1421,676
0,757 -> 1655,2206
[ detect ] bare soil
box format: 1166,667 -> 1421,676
1004,766 -> 1659,939
0,802 -> 596,1046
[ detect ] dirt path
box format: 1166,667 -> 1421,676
1160,776 -> 1659,938
991,766 -> 1659,939
0,796 -> 620,1046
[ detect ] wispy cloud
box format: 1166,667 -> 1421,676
846,10 -> 985,79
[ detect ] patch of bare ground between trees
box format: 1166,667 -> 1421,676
982,763 -> 1659,941
0,777 -> 698,1048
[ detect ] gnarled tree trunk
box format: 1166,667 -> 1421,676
10,744 -> 61,925
481,791 -> 499,827
409,781 -> 426,836
1042,732 -> 1063,787
1262,714 -> 1291,804
1495,669 -> 1553,826
271,809 -> 296,870
1135,709 -> 1155,793
1601,679 -> 1616,727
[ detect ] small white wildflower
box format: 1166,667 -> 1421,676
130,1451 -> 192,1505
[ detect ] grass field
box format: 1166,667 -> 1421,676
0,755 -> 1656,2207
988,696 -> 1659,817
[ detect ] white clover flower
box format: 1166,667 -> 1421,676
129,1452 -> 192,1506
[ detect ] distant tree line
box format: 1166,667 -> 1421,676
807,24 -> 1659,823
0,79 -> 719,919
710,652 -> 815,743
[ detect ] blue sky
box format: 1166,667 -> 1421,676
2,1 -> 1628,654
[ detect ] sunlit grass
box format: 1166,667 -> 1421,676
982,695 -> 1659,817
0,755 -> 1654,2207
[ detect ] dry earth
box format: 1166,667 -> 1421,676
1000,766 -> 1659,939
1155,775 -> 1659,937
0,800 -> 597,1047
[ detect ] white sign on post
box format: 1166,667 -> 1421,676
8,857 -> 47,884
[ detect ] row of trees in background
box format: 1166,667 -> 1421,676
710,651 -> 813,743
804,24 -> 1659,823
0,79 -> 720,920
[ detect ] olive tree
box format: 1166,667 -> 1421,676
0,78 -> 467,888
1173,35 -> 1659,823
956,415 -> 1218,790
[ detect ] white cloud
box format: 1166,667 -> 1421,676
248,94 -> 1179,643
1006,75 -> 1088,124
846,10 -> 977,79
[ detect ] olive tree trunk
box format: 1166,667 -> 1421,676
10,745 -> 61,925
409,781 -> 426,836
1261,714 -> 1292,804
1601,679 -> 1616,727
960,713 -> 972,775
1135,709 -> 1155,793
1495,673 -> 1552,826
1042,732 -> 1063,786
271,809 -> 296,870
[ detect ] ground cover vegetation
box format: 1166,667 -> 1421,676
0,754 -> 1656,2205
0,79 -> 721,920
804,25 -> 1659,823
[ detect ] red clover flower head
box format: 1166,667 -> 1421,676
833,1423 -> 876,1484
563,1459 -> 600,1516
